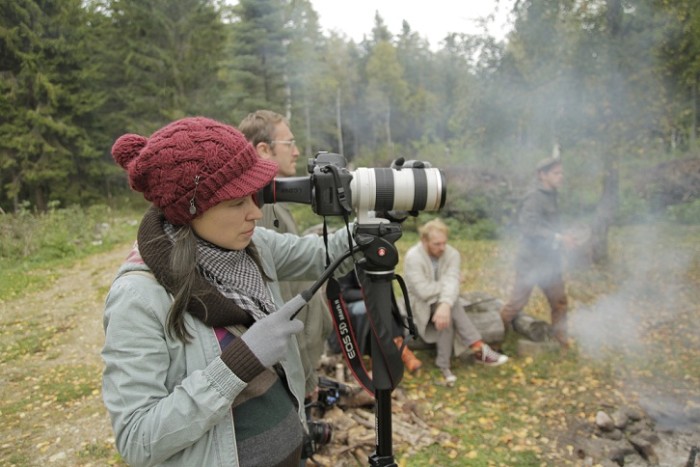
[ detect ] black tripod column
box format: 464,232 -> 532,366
355,223 -> 404,467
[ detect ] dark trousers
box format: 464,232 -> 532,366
500,267 -> 568,344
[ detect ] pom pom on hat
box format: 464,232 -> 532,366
111,117 -> 278,225
111,134 -> 147,169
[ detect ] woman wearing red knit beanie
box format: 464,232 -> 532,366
101,117 -> 354,466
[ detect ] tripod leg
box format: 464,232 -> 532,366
369,389 -> 397,467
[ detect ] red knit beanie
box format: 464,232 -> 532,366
111,117 -> 278,225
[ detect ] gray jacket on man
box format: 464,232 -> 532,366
403,242 -> 468,357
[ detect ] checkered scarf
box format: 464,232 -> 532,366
164,222 -> 274,321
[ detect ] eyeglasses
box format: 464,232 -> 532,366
270,139 -> 296,147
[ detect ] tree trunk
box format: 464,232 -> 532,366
591,162 -> 619,264
590,0 -> 623,265
34,185 -> 46,212
335,88 -> 344,157
692,81 -> 697,147
304,98 -> 312,159
385,104 -> 392,150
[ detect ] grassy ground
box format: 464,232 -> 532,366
389,224 -> 700,466
0,217 -> 698,466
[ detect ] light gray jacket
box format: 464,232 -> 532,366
102,226 -> 353,467
403,242 -> 468,357
260,203 -> 333,394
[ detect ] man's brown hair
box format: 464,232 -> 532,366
238,110 -> 287,147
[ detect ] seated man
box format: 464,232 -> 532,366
403,218 -> 507,385
327,270 -> 423,372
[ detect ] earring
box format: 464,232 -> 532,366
189,175 -> 200,215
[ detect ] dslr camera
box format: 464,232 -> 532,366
301,377 -> 351,459
258,152 -> 446,221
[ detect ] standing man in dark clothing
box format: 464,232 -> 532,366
500,157 -> 578,347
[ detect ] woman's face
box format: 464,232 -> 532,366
191,195 -> 262,250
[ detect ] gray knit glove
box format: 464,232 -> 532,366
240,295 -> 305,368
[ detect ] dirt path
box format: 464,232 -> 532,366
0,244 -> 132,466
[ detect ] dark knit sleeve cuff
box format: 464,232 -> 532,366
220,338 -> 266,383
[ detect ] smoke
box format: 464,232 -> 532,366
568,224 -> 699,429
570,224 -> 694,354
568,293 -> 644,359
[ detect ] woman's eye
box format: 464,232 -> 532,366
230,197 -> 251,207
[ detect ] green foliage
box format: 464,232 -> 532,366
103,0 -> 229,129
0,203 -> 135,262
0,203 -> 141,300
225,0 -> 291,120
0,0 -> 110,211
286,203 -> 349,235
665,198 -> 700,224
617,193 -> 651,225
2,0 -> 700,242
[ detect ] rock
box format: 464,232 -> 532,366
625,420 -> 644,435
460,292 -> 506,344
637,430 -> 660,445
609,446 -> 636,466
600,428 -> 624,441
686,405 -> 700,424
512,313 -> 551,342
624,407 -> 645,421
611,409 -> 629,429
596,411 -> 616,432
629,435 -> 659,464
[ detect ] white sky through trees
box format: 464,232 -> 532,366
310,0 -> 514,48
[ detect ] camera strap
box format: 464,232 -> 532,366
325,271 -> 420,396
392,273 -> 419,339
326,276 -> 375,394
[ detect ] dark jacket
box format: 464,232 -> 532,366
516,183 -> 563,274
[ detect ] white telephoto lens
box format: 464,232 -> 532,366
350,167 -> 445,212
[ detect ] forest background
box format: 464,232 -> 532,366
2,1 -> 700,466
3,0 -> 700,246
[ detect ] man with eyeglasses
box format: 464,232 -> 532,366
239,110 -> 333,399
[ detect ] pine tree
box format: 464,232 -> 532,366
0,0 -> 108,211
225,0 -> 291,122
102,0 -> 228,134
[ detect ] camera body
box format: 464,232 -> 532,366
301,420 -> 333,459
301,376 -> 351,459
258,152 -> 446,221
308,152 -> 354,217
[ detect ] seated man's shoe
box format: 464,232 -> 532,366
440,368 -> 457,385
394,337 -> 423,372
473,343 -> 508,367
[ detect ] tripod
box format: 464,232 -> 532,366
353,221 -> 405,467
291,219 -> 409,466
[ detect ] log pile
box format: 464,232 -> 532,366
308,355 -> 451,466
